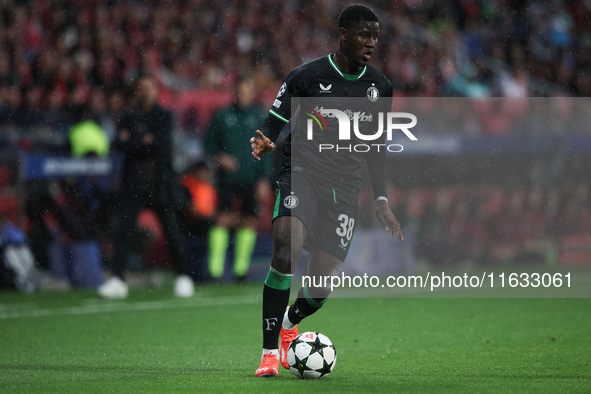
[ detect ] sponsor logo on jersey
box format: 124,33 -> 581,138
277,82 -> 287,97
319,83 -> 332,93
273,99 -> 282,108
366,84 -> 379,102
283,192 -> 299,209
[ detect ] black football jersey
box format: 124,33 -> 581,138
259,53 -> 392,198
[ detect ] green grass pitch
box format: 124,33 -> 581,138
0,283 -> 589,393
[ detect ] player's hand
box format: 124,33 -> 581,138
375,200 -> 404,241
250,130 -> 275,161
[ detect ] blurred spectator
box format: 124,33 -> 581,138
204,78 -> 271,282
0,0 -> 590,142
0,212 -> 37,293
22,106 -> 111,289
179,160 -> 217,282
58,105 -> 110,288
98,75 -> 193,299
67,106 -> 109,158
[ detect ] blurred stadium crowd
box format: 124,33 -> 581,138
2,0 -> 591,135
1,0 -> 590,286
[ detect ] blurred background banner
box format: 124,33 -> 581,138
22,155 -> 115,180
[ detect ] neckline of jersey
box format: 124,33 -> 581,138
328,53 -> 367,81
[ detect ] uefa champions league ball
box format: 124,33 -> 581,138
286,331 -> 337,379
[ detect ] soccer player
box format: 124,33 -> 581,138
250,5 -> 403,377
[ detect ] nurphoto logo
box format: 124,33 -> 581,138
305,108 -> 418,153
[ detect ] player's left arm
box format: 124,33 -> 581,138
366,145 -> 403,241
375,199 -> 403,241
367,80 -> 403,240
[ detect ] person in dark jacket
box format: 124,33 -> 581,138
98,75 -> 194,298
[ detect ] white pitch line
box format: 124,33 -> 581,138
0,302 -> 39,311
0,294 -> 260,320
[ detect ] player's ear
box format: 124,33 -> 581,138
339,27 -> 347,41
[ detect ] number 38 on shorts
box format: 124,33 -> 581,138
336,214 -> 355,250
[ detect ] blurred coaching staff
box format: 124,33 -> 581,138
205,78 -> 272,282
98,75 -> 194,299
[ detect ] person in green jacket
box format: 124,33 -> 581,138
68,118 -> 110,158
204,78 -> 273,281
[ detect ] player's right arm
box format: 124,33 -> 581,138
250,130 -> 275,161
251,67 -> 305,160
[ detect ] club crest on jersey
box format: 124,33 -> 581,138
277,82 -> 287,97
366,85 -> 379,102
319,83 -> 332,93
283,192 -> 299,209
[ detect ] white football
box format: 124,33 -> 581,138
286,331 -> 337,379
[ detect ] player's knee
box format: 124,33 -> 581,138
271,243 -> 293,274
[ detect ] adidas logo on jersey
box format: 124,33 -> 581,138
319,83 -> 332,93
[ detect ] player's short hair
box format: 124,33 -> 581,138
338,4 -> 379,30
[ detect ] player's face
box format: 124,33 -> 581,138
341,21 -> 379,70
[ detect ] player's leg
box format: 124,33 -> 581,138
154,200 -> 194,298
285,250 -> 343,327
278,250 -> 342,369
257,215 -> 306,377
281,187 -> 356,356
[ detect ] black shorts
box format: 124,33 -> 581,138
218,181 -> 257,216
273,171 -> 358,261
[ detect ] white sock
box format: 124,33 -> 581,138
282,308 -> 296,330
262,348 -> 279,360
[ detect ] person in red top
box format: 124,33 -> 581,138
181,162 -> 217,221
179,161 -> 217,282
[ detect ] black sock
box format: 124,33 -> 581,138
288,286 -> 328,326
261,267 -> 293,349
262,284 -> 291,349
